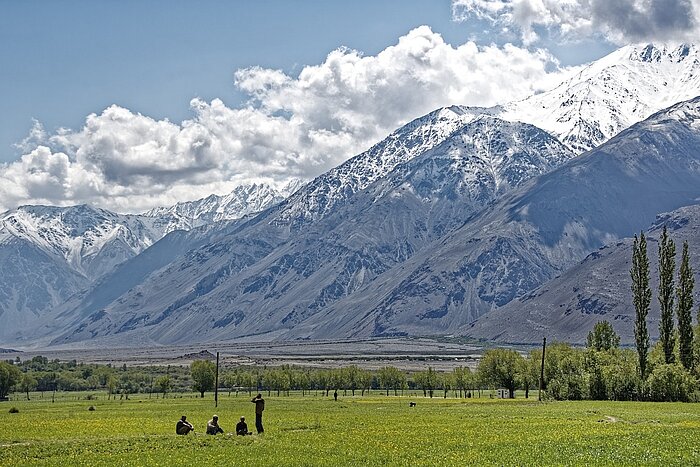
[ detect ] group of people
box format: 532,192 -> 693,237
175,394 -> 266,436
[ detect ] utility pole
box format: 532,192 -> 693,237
538,337 -> 546,401
214,352 -> 220,408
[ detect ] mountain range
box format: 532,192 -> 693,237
0,183 -> 291,341
4,43 -> 700,348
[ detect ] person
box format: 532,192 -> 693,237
333,390 -> 338,401
236,416 -> 250,436
251,393 -> 265,434
206,415 -> 224,435
176,415 -> 194,435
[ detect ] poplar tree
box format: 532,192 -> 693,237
657,226 -> 676,364
676,241 -> 694,370
631,233 -> 651,379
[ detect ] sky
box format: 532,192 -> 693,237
1,0 -> 697,213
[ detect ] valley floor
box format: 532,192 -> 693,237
6,337 -> 493,371
1,391 -> 699,466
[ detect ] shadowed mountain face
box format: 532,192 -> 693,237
462,205 -> 700,345
278,97 -> 700,341
0,182 -> 290,342
41,116 -> 575,346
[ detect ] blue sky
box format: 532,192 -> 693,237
0,0 -> 614,164
2,0 -> 694,212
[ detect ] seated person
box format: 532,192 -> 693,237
176,415 -> 194,435
206,415 -> 224,435
236,416 -> 250,435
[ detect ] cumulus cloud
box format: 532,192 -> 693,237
453,0 -> 700,44
0,26 -> 575,213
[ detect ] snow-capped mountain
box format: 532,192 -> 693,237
44,116 -> 575,346
501,43 -> 700,153
143,183 -> 290,231
297,96 -> 700,340
6,43 -> 700,348
0,205 -> 170,278
272,106 -> 485,228
0,204 -> 177,340
0,181 -> 299,342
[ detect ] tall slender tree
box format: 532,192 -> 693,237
631,233 -> 652,379
677,240 -> 694,370
658,225 -> 676,364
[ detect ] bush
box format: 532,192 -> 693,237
647,364 -> 696,402
8,407 -> 19,413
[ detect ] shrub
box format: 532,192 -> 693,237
647,364 -> 696,402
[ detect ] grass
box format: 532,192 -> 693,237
2,391 -> 700,466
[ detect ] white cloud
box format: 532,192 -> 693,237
453,0 -> 700,45
0,26 -> 574,213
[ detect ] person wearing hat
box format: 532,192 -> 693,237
206,414 -> 224,435
236,416 -> 251,436
176,415 -> 194,435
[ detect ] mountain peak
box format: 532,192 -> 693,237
500,42 -> 700,153
625,43 -> 697,63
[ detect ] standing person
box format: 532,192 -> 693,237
206,415 -> 224,435
333,390 -> 338,401
176,415 -> 194,435
251,393 -> 265,434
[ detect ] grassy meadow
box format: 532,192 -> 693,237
2,391 -> 700,466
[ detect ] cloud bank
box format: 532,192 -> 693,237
453,0 -> 700,45
0,26 -> 574,213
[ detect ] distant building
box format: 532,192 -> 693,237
497,388 -> 512,399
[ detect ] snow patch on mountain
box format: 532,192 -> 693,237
500,43 -> 700,153
143,183 -> 290,231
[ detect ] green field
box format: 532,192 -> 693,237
2,392 -> 700,466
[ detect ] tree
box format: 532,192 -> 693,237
414,367 -> 437,398
586,321 -> 621,351
478,349 -> 523,398
543,344 -> 586,400
517,354 -> 539,399
677,241 -> 695,370
155,375 -> 171,398
658,226 -> 676,364
377,367 -> 404,396
0,362 -> 22,399
106,375 -> 117,400
190,360 -> 216,398
440,372 -> 454,398
358,370 -> 372,396
19,373 -> 37,400
631,232 -> 652,379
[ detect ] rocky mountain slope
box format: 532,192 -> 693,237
5,43 -> 700,348
463,205 -> 700,345
0,182 -> 292,342
43,116 -> 575,346
278,96 -> 700,340
0,205 -> 172,340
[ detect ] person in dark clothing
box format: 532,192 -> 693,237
333,390 -> 338,401
206,415 -> 224,435
236,416 -> 251,435
176,415 -> 194,435
251,393 -> 265,433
